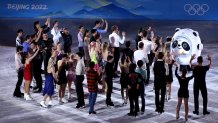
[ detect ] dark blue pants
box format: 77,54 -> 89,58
140,83 -> 145,112
89,92 -> 97,113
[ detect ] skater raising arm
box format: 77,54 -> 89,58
189,54 -> 196,69
207,55 -> 212,68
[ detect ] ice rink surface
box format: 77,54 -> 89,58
0,44 -> 217,123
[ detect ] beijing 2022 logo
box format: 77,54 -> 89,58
184,4 -> 209,16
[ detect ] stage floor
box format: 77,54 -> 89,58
0,44 -> 218,123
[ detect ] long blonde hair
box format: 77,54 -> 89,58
102,42 -> 109,53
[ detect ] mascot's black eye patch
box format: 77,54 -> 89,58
197,44 -> 200,50
182,42 -> 190,51
193,32 -> 197,37
172,40 -> 178,48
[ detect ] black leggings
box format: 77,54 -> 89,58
106,78 -> 113,104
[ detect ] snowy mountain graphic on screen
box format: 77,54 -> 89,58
131,5 -> 147,13
72,3 -> 147,19
40,10 -> 69,18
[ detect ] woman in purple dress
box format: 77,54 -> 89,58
67,54 -> 77,99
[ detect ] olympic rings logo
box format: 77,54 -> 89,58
184,4 -> 209,16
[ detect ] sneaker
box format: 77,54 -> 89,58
25,95 -> 33,101
24,93 -> 27,99
58,98 -> 64,104
62,98 -> 68,103
40,101 -> 47,108
67,93 -> 71,100
48,101 -> 53,106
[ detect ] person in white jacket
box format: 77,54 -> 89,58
138,30 -> 154,84
109,25 -> 125,77
51,20 -> 62,46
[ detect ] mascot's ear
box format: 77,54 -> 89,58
175,28 -> 181,32
193,31 -> 199,37
197,43 -> 203,50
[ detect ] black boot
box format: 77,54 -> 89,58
203,111 -> 210,115
193,111 -> 199,115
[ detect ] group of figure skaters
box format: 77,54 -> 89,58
14,17 -> 212,121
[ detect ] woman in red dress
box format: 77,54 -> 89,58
24,46 -> 40,100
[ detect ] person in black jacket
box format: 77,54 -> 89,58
135,28 -> 143,50
39,31 -> 54,74
175,64 -> 194,121
33,18 -> 50,37
122,41 -> 134,62
127,63 -> 142,116
153,52 -> 169,113
61,28 -> 72,54
105,55 -> 114,106
31,42 -> 43,93
190,54 -> 212,115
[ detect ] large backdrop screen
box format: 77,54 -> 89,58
0,0 -> 217,20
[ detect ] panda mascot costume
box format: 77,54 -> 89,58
170,28 -> 203,71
